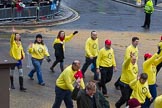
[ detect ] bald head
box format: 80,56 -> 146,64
72,60 -> 81,71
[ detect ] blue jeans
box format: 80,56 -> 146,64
52,86 -> 73,108
142,84 -> 157,108
28,58 -> 44,84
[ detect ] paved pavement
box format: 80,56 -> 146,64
0,0 -> 162,108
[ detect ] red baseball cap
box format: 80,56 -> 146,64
144,53 -> 152,59
105,39 -> 111,45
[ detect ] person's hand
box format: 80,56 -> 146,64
29,43 -> 33,48
90,57 -> 93,59
137,75 -> 140,80
130,52 -> 135,58
76,78 -> 81,88
96,68 -> 100,73
12,26 -> 16,33
73,31 -> 78,35
113,66 -> 117,72
46,56 -> 51,62
150,97 -> 153,101
157,46 -> 161,54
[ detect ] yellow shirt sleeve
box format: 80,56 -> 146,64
64,34 -> 74,42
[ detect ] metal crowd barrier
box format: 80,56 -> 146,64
0,4 -> 58,21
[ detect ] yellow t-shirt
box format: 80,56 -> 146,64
154,95 -> 162,108
129,79 -> 151,104
56,65 -> 85,92
85,37 -> 99,57
143,53 -> 162,85
10,33 -> 25,60
120,58 -> 138,84
28,43 -> 50,60
96,47 -> 116,68
124,44 -> 138,61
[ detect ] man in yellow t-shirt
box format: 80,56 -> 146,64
156,36 -> 162,76
115,53 -> 138,108
114,37 -> 139,90
142,51 -> 162,107
96,39 -> 117,97
129,73 -> 152,106
81,31 -> 99,80
52,60 -> 85,108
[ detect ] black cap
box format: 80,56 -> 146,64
36,34 -> 42,39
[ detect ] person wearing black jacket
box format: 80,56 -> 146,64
50,30 -> 78,72
72,81 -> 110,108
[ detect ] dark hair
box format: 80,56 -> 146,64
34,34 -> 44,45
132,37 -> 139,42
14,33 -> 21,41
57,31 -> 65,38
140,73 -> 148,80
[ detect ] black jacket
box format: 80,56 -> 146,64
54,43 -> 64,60
72,87 -> 110,108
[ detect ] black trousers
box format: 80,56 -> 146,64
114,77 -> 120,87
98,66 -> 113,94
143,13 -> 151,28
155,0 -> 157,5
81,57 -> 98,80
115,82 -> 132,108
156,62 -> 162,75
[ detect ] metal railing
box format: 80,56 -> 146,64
0,3 -> 59,21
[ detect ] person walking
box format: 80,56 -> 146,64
50,30 -> 78,72
28,34 -> 51,86
52,60 -> 85,108
142,51 -> 162,107
129,73 -> 152,107
10,32 -> 27,92
72,81 -> 110,108
81,31 -> 99,80
156,36 -> 162,76
96,39 -> 117,97
115,53 -> 138,108
114,37 -> 139,90
141,0 -> 154,29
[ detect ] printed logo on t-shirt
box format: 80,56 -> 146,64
108,53 -> 112,59
132,67 -> 137,74
38,47 -> 43,53
142,87 -> 147,94
92,43 -> 97,49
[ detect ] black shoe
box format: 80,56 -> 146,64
11,85 -> 15,89
20,87 -> 27,92
39,82 -> 45,86
50,67 -> 55,72
141,25 -> 146,28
